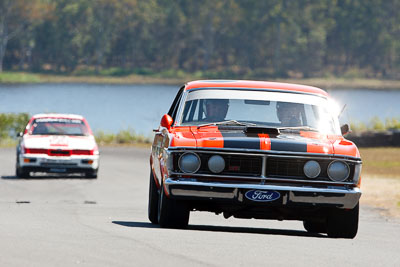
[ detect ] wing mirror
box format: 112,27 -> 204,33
340,124 -> 350,135
16,132 -> 23,137
160,114 -> 173,131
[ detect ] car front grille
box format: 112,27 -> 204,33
41,162 -> 78,167
171,150 -> 357,184
202,154 -> 262,176
49,150 -> 71,156
266,157 -> 330,181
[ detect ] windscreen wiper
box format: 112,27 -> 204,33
197,120 -> 256,129
279,126 -> 319,132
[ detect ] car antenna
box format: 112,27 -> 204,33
339,104 -> 347,118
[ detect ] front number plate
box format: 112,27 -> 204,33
49,168 -> 67,173
245,190 -> 281,202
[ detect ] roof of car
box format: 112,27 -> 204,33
184,80 -> 328,97
31,113 -> 85,120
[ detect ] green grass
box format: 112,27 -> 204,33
360,147 -> 400,178
0,138 -> 18,147
95,129 -> 152,145
350,117 -> 400,133
2,70 -> 400,89
0,72 -> 41,83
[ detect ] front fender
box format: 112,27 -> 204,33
149,154 -> 160,188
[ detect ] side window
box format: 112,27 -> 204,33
168,86 -> 185,121
182,100 -> 200,123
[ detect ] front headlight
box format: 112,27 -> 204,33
208,155 -> 225,174
178,152 -> 201,173
303,160 -> 321,179
327,160 -> 350,182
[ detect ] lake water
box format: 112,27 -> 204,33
0,83 -> 399,135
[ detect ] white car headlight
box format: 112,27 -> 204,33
303,160 -> 321,179
208,155 -> 225,174
178,152 -> 201,173
328,160 -> 350,182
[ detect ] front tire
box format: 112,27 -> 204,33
158,183 -> 189,229
327,203 -> 359,239
148,171 -> 159,224
303,220 -> 327,234
15,153 -> 30,178
85,170 -> 98,179
16,166 -> 30,178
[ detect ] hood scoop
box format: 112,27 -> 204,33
245,126 -> 280,135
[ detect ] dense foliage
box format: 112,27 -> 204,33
1,0 -> 399,78
0,113 -> 30,139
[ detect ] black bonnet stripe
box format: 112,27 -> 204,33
220,131 -> 260,149
270,138 -> 307,152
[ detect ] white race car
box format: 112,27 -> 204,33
16,113 -> 99,178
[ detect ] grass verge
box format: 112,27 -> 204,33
359,147 -> 400,178
94,129 -> 152,146
0,72 -> 41,83
360,176 -> 400,219
1,71 -> 400,90
359,147 -> 400,218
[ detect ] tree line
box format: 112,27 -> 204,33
1,0 -> 399,78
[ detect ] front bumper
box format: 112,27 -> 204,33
164,178 -> 361,209
19,154 -> 99,173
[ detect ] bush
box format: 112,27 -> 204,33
95,128 -> 151,145
350,117 -> 400,133
0,113 -> 30,139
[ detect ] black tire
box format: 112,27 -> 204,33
16,166 -> 30,178
327,203 -> 359,239
15,151 -> 30,178
158,183 -> 189,229
303,220 -> 327,234
148,171 -> 159,224
85,169 -> 98,179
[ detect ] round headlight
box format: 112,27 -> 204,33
303,160 -> 321,179
208,155 -> 225,173
178,152 -> 201,173
327,160 -> 350,182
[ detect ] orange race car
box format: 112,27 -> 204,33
149,80 -> 362,238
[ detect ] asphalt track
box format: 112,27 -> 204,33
0,147 -> 399,267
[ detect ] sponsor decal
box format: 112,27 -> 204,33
245,190 -> 281,202
35,118 -> 82,124
228,165 -> 240,171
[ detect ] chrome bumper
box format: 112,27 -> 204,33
164,178 -> 361,209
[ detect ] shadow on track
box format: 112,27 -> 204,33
1,174 -> 95,180
113,221 -> 159,229
112,220 -> 327,238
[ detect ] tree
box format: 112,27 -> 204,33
0,0 -> 51,72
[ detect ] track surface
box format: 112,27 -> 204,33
0,147 -> 399,266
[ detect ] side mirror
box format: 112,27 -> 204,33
16,132 -> 23,137
341,124 -> 350,135
160,114 -> 173,131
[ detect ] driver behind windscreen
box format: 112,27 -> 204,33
204,99 -> 229,122
276,102 -> 303,126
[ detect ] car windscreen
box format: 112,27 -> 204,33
179,89 -> 341,135
30,118 -> 89,136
